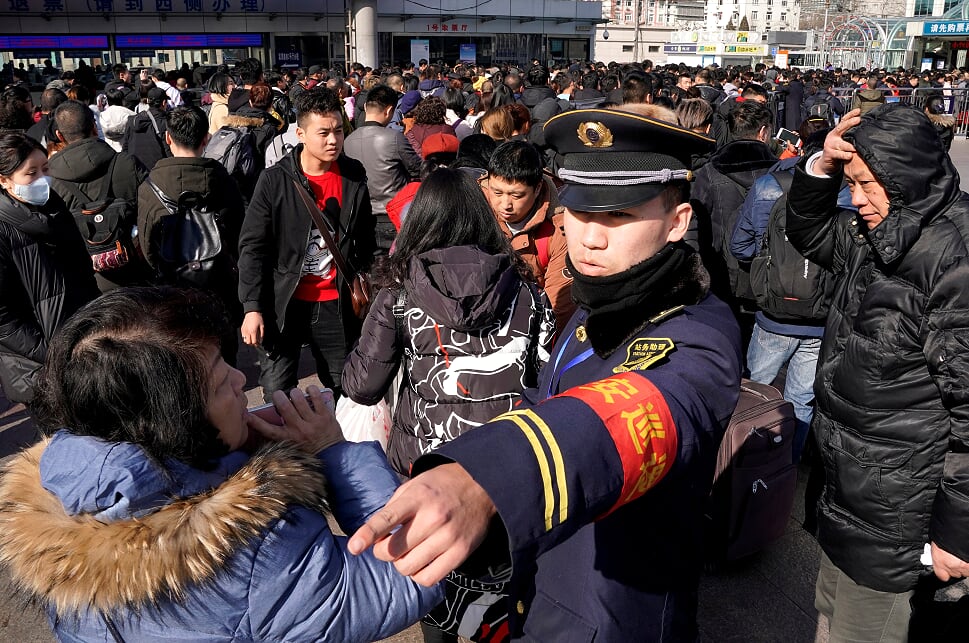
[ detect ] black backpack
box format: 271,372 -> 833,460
63,155 -> 136,272
145,179 -> 228,288
749,170 -> 832,322
203,126 -> 257,179
808,101 -> 834,127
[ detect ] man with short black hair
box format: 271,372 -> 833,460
343,84 -> 420,252
26,87 -> 67,147
137,106 -> 245,361
48,100 -> 147,292
105,64 -> 139,110
486,140 -> 573,330
152,69 -> 183,108
238,88 -> 377,401
229,57 -> 264,112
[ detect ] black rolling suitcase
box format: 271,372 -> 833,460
708,379 -> 798,561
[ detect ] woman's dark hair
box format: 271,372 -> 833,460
491,81 -> 516,107
207,72 -> 232,96
455,133 -> 497,169
0,131 -> 44,175
442,88 -> 467,119
402,75 -> 419,92
413,97 -> 446,125
33,287 -> 232,470
105,87 -> 126,107
372,168 -> 528,288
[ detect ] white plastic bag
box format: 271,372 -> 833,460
336,396 -> 391,450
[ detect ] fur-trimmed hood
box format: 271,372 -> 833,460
927,110 -> 956,129
222,113 -> 266,129
0,434 -> 328,615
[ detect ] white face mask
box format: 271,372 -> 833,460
8,175 -> 50,206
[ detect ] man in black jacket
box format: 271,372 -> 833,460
789,105 -> 969,641
238,87 -> 377,401
137,106 -> 245,363
343,85 -> 419,253
690,101 -> 776,318
104,63 -> 139,111
48,100 -> 148,292
122,86 -> 171,171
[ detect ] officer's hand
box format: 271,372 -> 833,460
241,311 -> 264,346
815,108 -> 861,176
347,462 -> 497,586
931,542 -> 969,582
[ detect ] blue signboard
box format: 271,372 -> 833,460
0,35 -> 108,50
459,43 -> 476,64
923,21 -> 969,35
663,44 -> 698,54
276,49 -> 302,67
116,34 -> 262,49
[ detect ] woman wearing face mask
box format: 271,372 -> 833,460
0,132 -> 98,409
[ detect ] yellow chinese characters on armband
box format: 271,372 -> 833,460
563,373 -> 679,516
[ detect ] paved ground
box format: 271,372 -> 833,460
2,137 -> 969,641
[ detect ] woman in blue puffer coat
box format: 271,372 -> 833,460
0,286 -> 441,642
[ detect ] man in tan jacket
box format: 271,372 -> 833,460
486,140 -> 573,332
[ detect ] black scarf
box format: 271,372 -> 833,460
568,242 -> 710,357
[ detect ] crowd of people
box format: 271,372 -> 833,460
0,53 -> 966,642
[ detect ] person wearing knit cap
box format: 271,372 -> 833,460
348,108 -> 742,641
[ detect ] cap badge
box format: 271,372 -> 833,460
575,325 -> 588,342
577,122 -> 614,148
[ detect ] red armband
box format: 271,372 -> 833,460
558,373 -> 678,516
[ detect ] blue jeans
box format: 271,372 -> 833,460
258,299 -> 351,403
746,323 -> 821,464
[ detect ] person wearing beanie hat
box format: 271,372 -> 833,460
418,131 -> 459,158
348,108 -> 742,641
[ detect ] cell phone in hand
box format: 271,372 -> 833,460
247,389 -> 334,425
775,127 -> 801,148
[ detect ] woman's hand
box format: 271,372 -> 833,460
247,386 -> 344,453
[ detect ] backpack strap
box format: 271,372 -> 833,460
145,177 -> 178,215
761,169 -> 795,256
392,287 -> 407,347
145,110 -> 162,137
534,217 -> 554,270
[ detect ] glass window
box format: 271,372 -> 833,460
914,0 -> 931,14
751,10 -> 758,19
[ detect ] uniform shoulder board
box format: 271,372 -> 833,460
648,304 -> 686,326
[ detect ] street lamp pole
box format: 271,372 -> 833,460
821,0 -> 829,62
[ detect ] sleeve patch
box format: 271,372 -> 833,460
558,373 -> 678,515
492,409 -> 568,532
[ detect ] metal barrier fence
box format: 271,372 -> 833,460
767,87 -> 969,137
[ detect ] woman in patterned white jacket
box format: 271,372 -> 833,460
343,167 -> 554,478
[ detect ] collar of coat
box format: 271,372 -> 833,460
0,439 -> 328,615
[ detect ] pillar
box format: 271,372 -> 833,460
353,0 -> 378,68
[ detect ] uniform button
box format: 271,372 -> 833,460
884,245 -> 894,254
516,600 -> 526,614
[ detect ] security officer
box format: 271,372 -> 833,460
348,109 -> 743,641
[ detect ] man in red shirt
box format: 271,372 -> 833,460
238,88 -> 377,400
